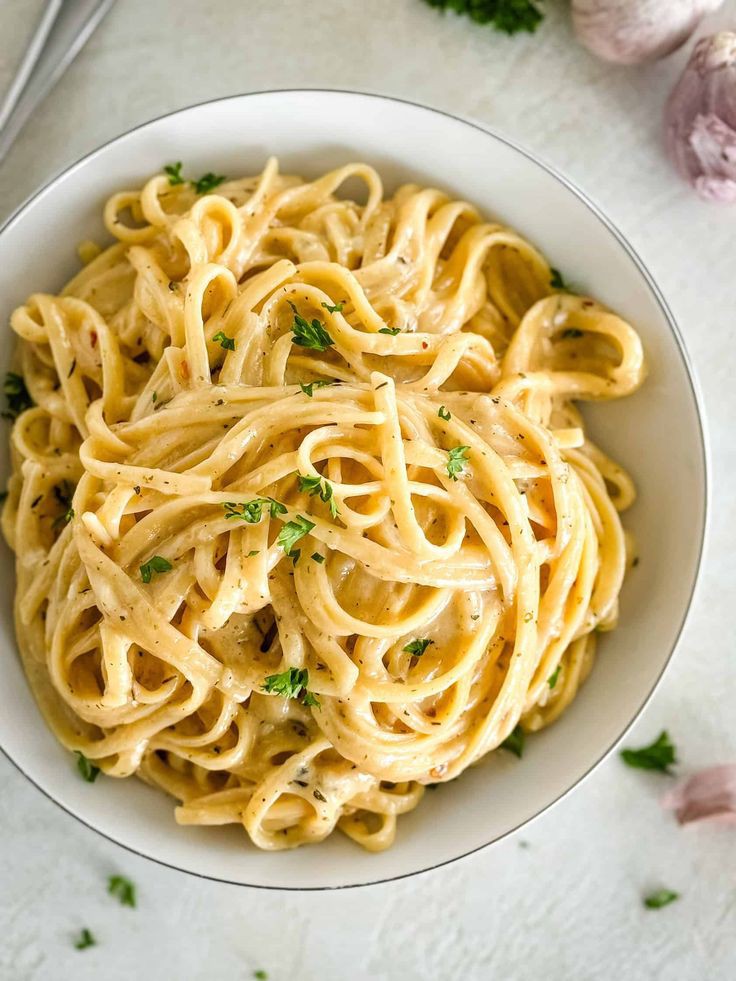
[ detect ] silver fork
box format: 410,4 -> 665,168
0,0 -> 117,165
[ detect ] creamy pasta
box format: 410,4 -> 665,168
1,158 -> 645,851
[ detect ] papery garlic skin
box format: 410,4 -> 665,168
665,32 -> 736,202
572,0 -> 723,66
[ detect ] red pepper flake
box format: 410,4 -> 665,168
421,341 -> 428,350
90,331 -> 98,348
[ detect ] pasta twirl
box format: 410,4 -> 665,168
1,159 -> 645,851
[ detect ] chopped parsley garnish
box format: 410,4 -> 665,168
75,751 -> 100,783
311,552 -> 325,563
446,445 -> 470,481
501,724 -> 525,758
163,162 -> 226,194
164,161 -> 184,185
223,498 -> 286,523
422,0 -> 543,35
547,666 -> 561,689
644,889 -> 679,910
108,875 -> 136,907
620,731 -> 676,774
139,555 -> 173,583
74,928 -> 96,950
247,549 -> 260,557
378,326 -> 402,335
321,301 -> 344,313
561,328 -> 584,339
403,638 -> 434,657
254,972 -> 268,981
299,380 -> 334,397
3,371 -> 33,420
212,330 -> 236,351
262,667 -> 320,708
193,172 -> 227,195
297,473 -> 339,518
52,480 -> 75,529
550,267 -> 571,291
289,302 -> 335,352
438,406 -> 451,421
276,515 -> 315,556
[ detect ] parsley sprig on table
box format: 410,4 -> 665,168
620,731 -> 677,774
108,875 -> 136,907
74,927 -> 96,950
421,0 -> 543,36
644,889 -> 680,910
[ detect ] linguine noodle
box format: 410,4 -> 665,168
1,158 -> 645,851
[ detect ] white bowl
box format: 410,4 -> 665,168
0,90 -> 707,890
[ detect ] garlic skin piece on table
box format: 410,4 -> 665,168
665,32 -> 736,202
571,0 -> 723,66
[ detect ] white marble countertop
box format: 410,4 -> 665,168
1,2 -> 735,979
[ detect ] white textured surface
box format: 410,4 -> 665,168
0,2 -> 735,979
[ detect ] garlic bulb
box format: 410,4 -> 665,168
572,0 -> 723,66
665,32 -> 736,202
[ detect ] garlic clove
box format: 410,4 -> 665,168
665,33 -> 736,202
572,0 -> 723,66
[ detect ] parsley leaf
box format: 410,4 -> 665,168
3,371 -> 33,420
108,875 -> 136,907
644,889 -> 679,910
289,302 -> 334,352
378,327 -> 402,335
321,301 -> 344,313
620,731 -> 677,774
547,666 -> 561,689
446,445 -> 470,481
438,405 -> 451,421
422,0 -> 543,35
75,751 -> 100,782
74,928 -> 96,950
164,161 -> 184,185
223,498 -> 286,523
139,555 -> 173,583
254,972 -> 268,981
297,473 -> 339,518
501,724 -> 525,758
299,380 -> 334,397
561,328 -> 584,339
262,667 -> 320,708
52,480 -> 76,529
403,638 -> 434,657
212,330 -> 236,351
276,515 -> 315,556
550,267 -> 571,291
192,172 -> 226,195
311,552 -> 325,563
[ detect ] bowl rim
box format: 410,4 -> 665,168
0,87 -> 710,890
